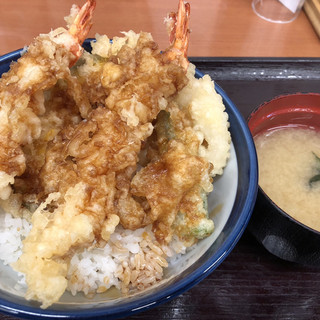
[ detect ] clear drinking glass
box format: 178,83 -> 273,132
252,0 -> 306,23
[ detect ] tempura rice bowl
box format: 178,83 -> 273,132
0,46 -> 258,319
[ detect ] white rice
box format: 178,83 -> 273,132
0,212 -> 187,297
0,213 -> 31,266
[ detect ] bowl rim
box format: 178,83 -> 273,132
0,45 -> 258,319
248,93 -> 320,236
248,92 -> 320,133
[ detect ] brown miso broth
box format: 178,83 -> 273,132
254,127 -> 320,231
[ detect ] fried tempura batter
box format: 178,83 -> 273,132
0,0 -> 230,309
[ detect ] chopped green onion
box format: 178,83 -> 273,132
309,152 -> 320,187
309,174 -> 320,187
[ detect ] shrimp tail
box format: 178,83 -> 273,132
68,0 -> 96,65
69,0 -> 96,45
165,0 -> 190,70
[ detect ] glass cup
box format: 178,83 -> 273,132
252,0 -> 306,23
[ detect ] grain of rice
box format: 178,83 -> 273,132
152,255 -> 168,268
130,270 -> 139,283
134,253 -> 141,270
161,245 -> 173,257
136,274 -> 147,284
112,240 -> 128,253
149,259 -> 163,274
148,242 -> 163,256
139,251 -> 146,268
145,262 -> 155,273
137,283 -> 145,290
147,275 -> 156,284
129,255 -> 135,269
138,275 -> 156,286
86,292 -> 95,299
122,267 -> 131,286
140,239 -> 149,248
97,286 -> 107,293
155,272 -> 163,280
115,265 -> 123,278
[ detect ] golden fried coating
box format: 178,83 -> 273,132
131,141 -> 212,243
37,32 -> 189,240
0,32 -> 91,201
9,30 -> 194,307
0,22 -> 230,307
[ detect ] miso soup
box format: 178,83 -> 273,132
254,127 -> 320,231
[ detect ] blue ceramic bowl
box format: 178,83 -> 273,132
0,43 -> 258,319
